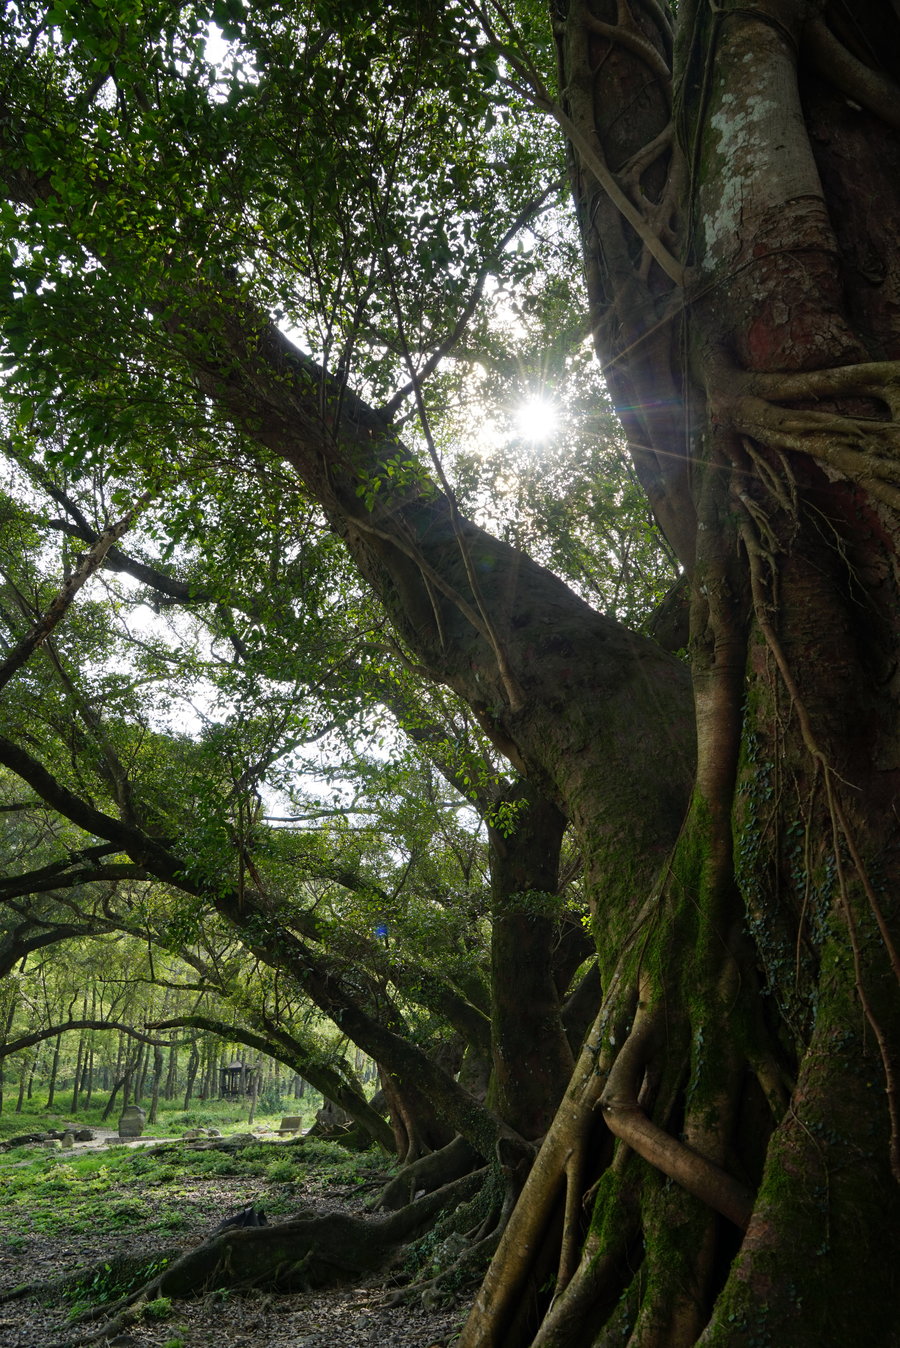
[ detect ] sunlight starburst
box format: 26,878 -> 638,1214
513,397 -> 559,445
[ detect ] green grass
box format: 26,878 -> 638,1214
0,1076 -> 389,1251
0,1127 -> 393,1243
0,1090 -> 321,1142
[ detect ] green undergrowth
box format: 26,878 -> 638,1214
0,1136 -> 394,1247
0,1092 -> 319,1143
65,1251 -> 179,1317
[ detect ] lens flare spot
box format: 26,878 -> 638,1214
513,398 -> 558,444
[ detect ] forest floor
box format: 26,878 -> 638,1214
0,1125 -> 466,1347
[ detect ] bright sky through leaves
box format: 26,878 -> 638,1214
513,397 -> 559,444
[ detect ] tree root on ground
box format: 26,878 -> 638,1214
377,1133 -> 482,1210
0,1248 -> 183,1309
386,1161 -> 509,1307
387,1228 -> 503,1308
40,1168 -> 486,1348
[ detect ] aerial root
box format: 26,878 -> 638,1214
600,996 -> 754,1231
530,1213 -> 638,1348
745,358 -> 900,409
706,358 -> 900,510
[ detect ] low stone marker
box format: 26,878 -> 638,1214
61,1131 -> 75,1149
118,1105 -> 146,1138
278,1116 -> 303,1134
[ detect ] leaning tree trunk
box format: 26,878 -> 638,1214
459,2 -> 900,1345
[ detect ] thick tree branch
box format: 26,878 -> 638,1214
0,1019 -> 180,1060
46,517 -> 213,604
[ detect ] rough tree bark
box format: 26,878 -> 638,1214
488,782 -> 574,1139
458,2 -> 900,1344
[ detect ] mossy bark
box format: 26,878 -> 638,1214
460,2 -> 900,1344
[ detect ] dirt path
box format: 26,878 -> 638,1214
0,1146 -> 465,1347
0,1280 -> 463,1348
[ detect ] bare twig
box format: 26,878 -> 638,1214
0,491 -> 153,695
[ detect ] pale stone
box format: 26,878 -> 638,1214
118,1105 -> 146,1138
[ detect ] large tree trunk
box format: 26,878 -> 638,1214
457,3 -> 900,1344
488,783 -> 574,1139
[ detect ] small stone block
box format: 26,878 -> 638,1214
279,1116 -> 303,1132
118,1105 -> 146,1138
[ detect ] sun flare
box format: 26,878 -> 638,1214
513,397 -> 559,445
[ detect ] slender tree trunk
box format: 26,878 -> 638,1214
132,1043 -> 146,1105
112,1030 -> 125,1097
70,1028 -> 86,1115
164,1044 -> 178,1101
83,1044 -> 94,1109
26,1047 -> 38,1101
45,1034 -> 61,1111
198,1042 -> 214,1101
0,989 -> 18,1115
183,1046 -> 199,1111
14,1057 -> 27,1113
101,1075 -> 125,1122
121,1057 -> 135,1110
247,1063 -> 259,1125
148,1046 -> 163,1125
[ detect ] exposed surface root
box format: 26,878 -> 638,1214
377,1133 -> 481,1210
387,1228 -> 503,1307
44,1169 -> 486,1347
